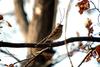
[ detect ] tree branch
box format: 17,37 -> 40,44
0,49 -> 20,62
78,50 -> 93,67
0,37 -> 100,48
14,0 -> 28,36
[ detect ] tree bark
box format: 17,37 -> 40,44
14,0 -> 28,37
26,0 -> 58,67
27,0 -> 56,43
14,0 -> 58,66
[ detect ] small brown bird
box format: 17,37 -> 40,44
47,23 -> 63,40
38,23 -> 63,44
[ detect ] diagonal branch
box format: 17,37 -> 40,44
78,50 -> 93,67
24,47 -> 49,67
0,37 -> 100,48
0,49 -> 20,62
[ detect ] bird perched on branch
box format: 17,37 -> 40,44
38,23 -> 63,44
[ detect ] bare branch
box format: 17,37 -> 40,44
78,50 -> 93,67
0,49 -> 20,62
90,1 -> 100,13
24,47 -> 49,67
89,1 -> 100,26
0,37 -> 100,48
14,0 -> 28,36
2,12 -> 14,16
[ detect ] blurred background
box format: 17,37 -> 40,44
0,0 -> 100,67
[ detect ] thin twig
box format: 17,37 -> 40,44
24,47 -> 49,67
65,0 -> 74,67
59,8 -> 65,24
2,12 -> 14,16
13,46 -> 81,66
41,53 -> 67,67
13,56 -> 34,65
90,1 -> 100,26
4,46 -> 96,67
97,14 -> 100,26
78,49 -> 93,67
0,49 -> 20,62
90,1 -> 100,13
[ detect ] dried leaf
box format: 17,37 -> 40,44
85,18 -> 92,28
9,64 -> 14,67
76,32 -> 85,50
76,32 -> 80,37
78,42 -> 85,50
76,0 -> 90,14
88,27 -> 93,36
96,57 -> 100,62
85,18 -> 93,36
93,45 -> 100,62
85,56 -> 91,62
85,52 -> 92,62
0,15 -> 3,20
4,64 -> 9,67
95,45 -> 100,57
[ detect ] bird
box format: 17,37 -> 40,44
46,23 -> 63,40
37,23 -> 63,44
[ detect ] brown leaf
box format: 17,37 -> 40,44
96,57 -> 100,62
88,27 -> 93,36
85,18 -> 92,29
76,32 -> 80,37
9,64 -> 14,67
85,52 -> 92,62
85,18 -> 93,36
4,64 -> 9,67
76,32 -> 85,50
0,15 -> 3,20
76,0 -> 90,14
79,44 -> 85,50
95,45 -> 100,57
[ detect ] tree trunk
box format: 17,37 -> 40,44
26,0 -> 58,67
14,0 -> 58,67
14,0 -> 28,38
